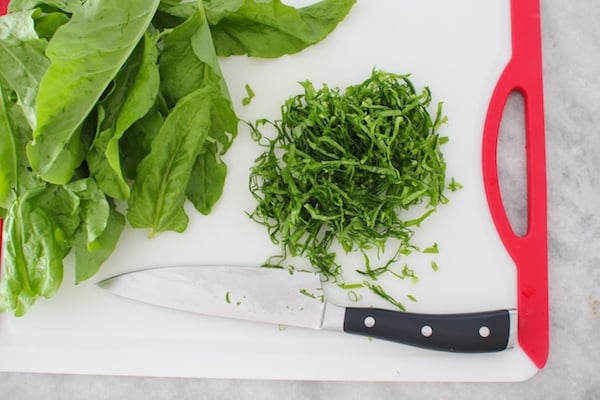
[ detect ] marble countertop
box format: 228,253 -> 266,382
1,0 -> 599,397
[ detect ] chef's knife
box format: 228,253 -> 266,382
97,265 -> 516,352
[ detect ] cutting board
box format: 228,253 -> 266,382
0,0 -> 547,381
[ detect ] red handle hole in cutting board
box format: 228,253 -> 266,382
497,91 -> 528,237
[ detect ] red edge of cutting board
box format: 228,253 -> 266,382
0,0 -> 548,370
483,0 -> 549,369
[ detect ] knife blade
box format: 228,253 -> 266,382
97,265 -> 516,352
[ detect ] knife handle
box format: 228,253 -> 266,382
343,308 -> 515,352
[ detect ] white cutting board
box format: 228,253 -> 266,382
0,0 -> 541,381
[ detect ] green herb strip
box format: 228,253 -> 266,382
249,70 -> 450,309
242,83 -> 255,106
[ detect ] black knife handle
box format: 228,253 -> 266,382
343,308 -> 514,352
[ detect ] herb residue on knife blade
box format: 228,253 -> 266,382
0,0 -> 356,316
249,69 -> 451,309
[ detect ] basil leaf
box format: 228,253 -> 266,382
206,76 -> 238,151
67,178 -> 125,284
0,177 -> 126,312
65,178 -> 110,246
158,10 -> 238,215
0,80 -> 42,214
0,205 -> 61,316
0,86 -> 17,212
159,10 -> 231,106
0,10 -> 50,130
87,33 -> 160,199
186,142 -> 228,215
209,0 -> 356,58
203,0 -> 244,25
8,0 -> 83,13
0,184 -> 78,316
33,12 -> 70,40
159,9 -> 238,146
186,86 -> 238,213
158,0 -> 198,19
120,104 -> 164,180
26,0 -> 161,184
73,206 -> 124,284
127,87 -> 215,236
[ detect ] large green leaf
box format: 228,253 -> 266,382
26,0 -> 161,184
87,33 -> 160,199
0,86 -> 17,212
209,0 -> 356,58
0,185 -> 77,316
0,178 -> 123,314
67,179 -> 124,284
158,9 -> 238,215
127,87 -> 215,236
73,207 -> 124,284
186,142 -> 228,215
0,78 -> 42,214
0,10 -> 50,129
159,10 -> 231,106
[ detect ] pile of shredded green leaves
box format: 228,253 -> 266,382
0,0 -> 356,316
249,70 -> 451,307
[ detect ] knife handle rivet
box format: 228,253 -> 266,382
421,325 -> 433,337
479,326 -> 491,338
363,316 -> 376,328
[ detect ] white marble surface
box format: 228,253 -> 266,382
1,0 -> 600,397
